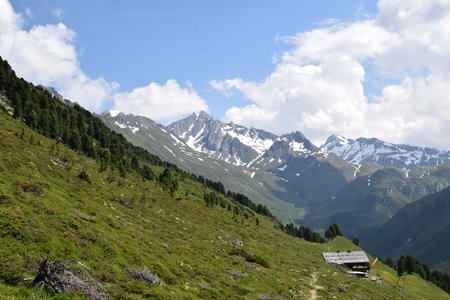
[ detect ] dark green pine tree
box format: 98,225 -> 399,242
12,93 -> 23,118
49,112 -> 60,139
423,264 -> 431,281
383,257 -> 395,269
405,255 -> 417,274
70,129 -> 82,151
331,224 -> 342,236
397,255 -> 406,277
37,111 -> 50,134
131,156 -> 139,170
81,133 -> 96,158
325,224 -> 342,240
141,165 -> 155,181
62,125 -> 71,144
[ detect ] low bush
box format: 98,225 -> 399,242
229,248 -> 270,268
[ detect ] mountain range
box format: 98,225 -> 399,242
101,111 -> 364,221
100,110 -> 450,241
322,134 -> 450,170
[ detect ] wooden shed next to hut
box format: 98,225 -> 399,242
322,251 -> 370,272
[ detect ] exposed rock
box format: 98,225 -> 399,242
224,269 -> 246,278
127,266 -> 163,286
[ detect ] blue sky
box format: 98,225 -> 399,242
3,0 -> 450,149
10,0 -> 376,117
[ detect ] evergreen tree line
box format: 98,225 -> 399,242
281,223 -> 325,243
383,255 -> 450,294
195,175 -> 226,195
191,174 -> 274,218
203,191 -> 226,208
226,191 -> 273,218
158,168 -> 178,196
324,224 -> 342,240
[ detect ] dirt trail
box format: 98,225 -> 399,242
309,273 -> 324,300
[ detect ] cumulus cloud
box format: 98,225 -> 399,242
113,80 -> 208,124
213,0 -> 450,149
0,0 -> 116,111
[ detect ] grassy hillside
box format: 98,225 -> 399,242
364,186 -> 450,274
0,96 -> 449,299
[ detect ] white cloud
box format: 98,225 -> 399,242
25,7 -> 33,18
0,0 -> 116,111
113,80 -> 208,124
52,8 -> 65,19
213,0 -> 450,149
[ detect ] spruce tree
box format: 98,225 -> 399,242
397,256 -> 406,276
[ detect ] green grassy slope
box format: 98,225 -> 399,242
0,99 -> 449,299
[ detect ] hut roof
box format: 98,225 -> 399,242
322,251 -> 369,265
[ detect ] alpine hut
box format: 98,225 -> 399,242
322,251 -> 370,272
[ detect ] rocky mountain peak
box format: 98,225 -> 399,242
279,131 -> 318,154
322,134 -> 450,169
198,110 -> 213,120
167,112 -> 278,166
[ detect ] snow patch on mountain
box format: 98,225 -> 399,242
168,111 -> 279,166
278,165 -> 288,171
115,121 -> 126,129
224,128 -> 274,154
109,109 -> 121,117
170,134 -> 185,146
163,145 -> 176,157
290,141 -> 307,153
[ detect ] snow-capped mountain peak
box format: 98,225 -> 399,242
222,123 -> 276,154
322,135 -> 450,169
108,109 -> 122,118
279,131 -> 318,154
167,112 -> 278,166
103,109 -> 324,169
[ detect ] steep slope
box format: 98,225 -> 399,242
0,67 -> 447,299
323,135 -> 450,169
364,186 -> 450,274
